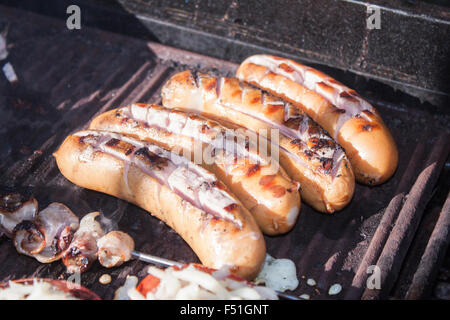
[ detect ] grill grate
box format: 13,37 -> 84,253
0,5 -> 449,300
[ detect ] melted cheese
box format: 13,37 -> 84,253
254,254 -> 299,292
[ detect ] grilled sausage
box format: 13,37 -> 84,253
236,55 -> 398,185
161,71 -> 355,213
89,103 -> 300,234
53,130 -> 266,279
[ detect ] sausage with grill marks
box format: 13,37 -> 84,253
236,55 -> 398,185
89,103 -> 300,234
161,71 -> 355,213
53,130 -> 266,280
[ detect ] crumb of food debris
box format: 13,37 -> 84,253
306,278 -> 316,286
314,288 -> 321,295
328,283 -> 342,295
2,62 -> 18,83
99,274 -> 112,285
299,294 -> 310,300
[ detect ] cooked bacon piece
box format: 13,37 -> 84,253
13,203 -> 79,263
0,193 -> 38,238
62,212 -> 105,274
97,231 -> 135,268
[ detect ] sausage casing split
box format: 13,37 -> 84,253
236,55 -> 398,185
54,130 -> 266,280
89,103 -> 300,234
161,71 -> 355,213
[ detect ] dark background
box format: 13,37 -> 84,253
2,0 -> 450,110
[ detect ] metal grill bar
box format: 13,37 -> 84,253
362,133 -> 450,299
405,192 -> 450,299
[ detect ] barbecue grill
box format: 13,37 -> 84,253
0,0 -> 449,300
